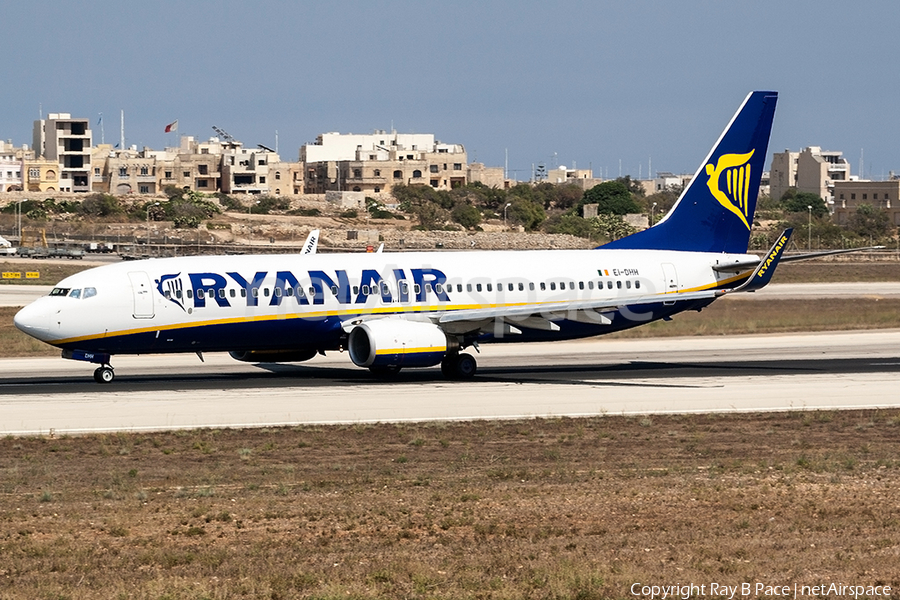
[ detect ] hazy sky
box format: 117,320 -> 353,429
4,1 -> 899,181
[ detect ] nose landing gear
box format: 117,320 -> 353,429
62,350 -> 116,384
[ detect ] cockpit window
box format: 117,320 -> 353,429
83,287 -> 97,299
50,288 -> 71,297
69,289 -> 82,299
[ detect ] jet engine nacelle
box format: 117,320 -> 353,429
229,349 -> 318,363
348,319 -> 457,368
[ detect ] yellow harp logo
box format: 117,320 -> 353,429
705,150 -> 755,231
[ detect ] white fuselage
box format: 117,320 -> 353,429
14,247 -> 754,355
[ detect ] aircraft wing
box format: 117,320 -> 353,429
436,288 -> 724,327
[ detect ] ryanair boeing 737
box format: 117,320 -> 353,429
17,91 -> 808,383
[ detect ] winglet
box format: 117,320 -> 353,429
302,229 -> 319,255
729,228 -> 793,293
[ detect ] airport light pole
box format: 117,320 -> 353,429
807,205 -> 812,250
651,202 -> 657,226
504,202 -> 511,228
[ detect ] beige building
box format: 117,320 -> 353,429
22,158 -> 61,192
302,131 -> 467,195
33,113 -> 93,192
545,167 -> 602,191
832,180 -> 900,227
93,145 -> 160,195
770,146 -> 851,202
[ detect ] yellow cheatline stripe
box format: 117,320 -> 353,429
375,346 -> 443,356
50,275 -> 754,348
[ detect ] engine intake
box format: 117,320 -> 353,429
348,319 -> 457,368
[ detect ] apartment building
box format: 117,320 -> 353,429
32,113 -> 93,192
770,146 -> 851,202
832,180 -> 900,226
0,141 -> 34,192
301,131 -> 468,195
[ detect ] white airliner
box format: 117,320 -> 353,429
15,91 -> 827,384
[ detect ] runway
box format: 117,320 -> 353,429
1,329 -> 898,436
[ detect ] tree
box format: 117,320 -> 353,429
507,197 -> 546,231
779,188 -> 827,218
590,214 -> 637,241
582,181 -> 641,215
451,203 -> 481,229
848,204 -> 890,238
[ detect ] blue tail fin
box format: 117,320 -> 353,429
602,91 -> 778,254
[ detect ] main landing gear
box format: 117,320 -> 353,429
93,365 -> 115,384
441,352 -> 477,380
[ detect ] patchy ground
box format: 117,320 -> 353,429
1,411 -> 899,599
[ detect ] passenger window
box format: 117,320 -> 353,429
540,282 -> 546,291
309,287 -> 315,296
518,283 -> 524,291
457,284 -> 463,293
362,284 -> 370,295
164,290 -> 172,299
176,289 -> 182,299
616,281 -> 622,289
414,284 -> 421,295
607,281 -> 613,289
274,288 -> 282,297
296,286 -> 305,298
286,287 -> 294,297
219,289 -> 226,299
382,282 -> 390,295
401,282 -> 409,295
264,288 -> 270,297
626,281 -> 631,289
569,282 -> 575,290
241,289 -> 247,298
252,288 -> 259,298
476,283 -> 482,292
196,289 -> 204,300
186,289 -> 193,299
508,283 -> 514,292
425,283 -> 433,293
578,281 -> 584,290
330,285 -> 338,295
467,284 -> 472,292
550,282 -> 556,291
486,283 -> 492,292
635,280 -> 641,289
229,289 -> 236,298
529,282 -> 534,291
588,281 -> 594,290
435,283 -> 442,294
353,286 -> 359,295
69,289 -> 82,299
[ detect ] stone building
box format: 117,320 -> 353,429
32,113 -> 93,192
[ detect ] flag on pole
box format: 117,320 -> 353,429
164,120 -> 178,133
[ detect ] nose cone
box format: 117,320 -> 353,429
14,300 -> 52,342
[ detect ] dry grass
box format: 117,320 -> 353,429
1,412 -> 899,598
0,260 -> 90,286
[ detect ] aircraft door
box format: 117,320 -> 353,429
128,271 -> 155,319
661,263 -> 678,306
